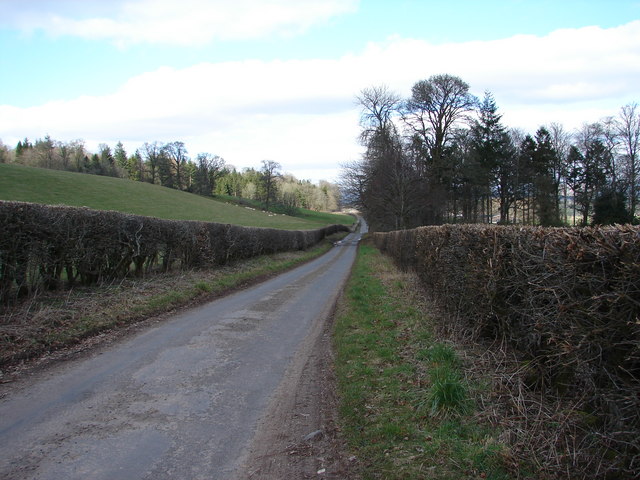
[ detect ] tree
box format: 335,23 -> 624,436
316,180 -> 340,211
128,150 -> 144,181
339,159 -> 369,211
469,91 -> 511,223
15,138 -> 32,161
601,116 -> 620,189
279,177 -> 302,214
193,153 -> 226,196
516,134 -> 538,224
565,146 -> 583,225
616,103 -> 640,217
15,140 -> 24,159
352,85 -> 425,230
215,169 -> 245,197
0,140 -> 9,163
448,129 -> 477,222
403,74 -> 477,224
114,141 -> 128,170
156,149 -> 174,188
404,74 -> 477,168
548,123 -> 572,224
366,134 -> 422,230
241,168 -> 261,200
35,135 -> 56,169
259,160 -> 281,211
592,189 -> 633,225
356,85 -> 401,146
164,141 -> 189,190
142,141 -> 163,184
98,143 -> 117,177
533,127 -> 561,225
89,153 -> 102,175
57,141 -> 71,170
68,140 -> 86,173
570,124 -> 611,225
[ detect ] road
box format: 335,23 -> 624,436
0,223 -> 365,480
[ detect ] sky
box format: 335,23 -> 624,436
1,0 -> 639,183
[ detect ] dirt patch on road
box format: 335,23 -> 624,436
234,307 -> 358,480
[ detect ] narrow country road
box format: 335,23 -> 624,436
0,223 -> 366,480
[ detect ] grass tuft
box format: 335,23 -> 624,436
417,343 -> 458,365
427,366 -> 469,416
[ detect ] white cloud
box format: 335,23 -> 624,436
1,0 -> 359,46
1,21 -> 639,182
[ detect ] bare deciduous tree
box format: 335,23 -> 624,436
260,160 -> 281,211
548,123 -> 572,223
616,102 -> 640,217
402,74 -> 478,224
142,141 -> 163,184
356,85 -> 401,145
404,74 -> 477,168
164,141 -> 189,190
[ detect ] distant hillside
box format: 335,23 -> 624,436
0,164 -> 353,229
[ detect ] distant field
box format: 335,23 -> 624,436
0,164 -> 353,229
215,194 -> 355,226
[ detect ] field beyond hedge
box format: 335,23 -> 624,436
0,163 -> 353,229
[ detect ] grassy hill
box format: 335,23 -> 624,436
0,163 -> 353,229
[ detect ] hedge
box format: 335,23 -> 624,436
373,224 -> 640,476
0,201 -> 349,301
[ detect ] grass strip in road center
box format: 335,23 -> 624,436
333,242 -> 510,479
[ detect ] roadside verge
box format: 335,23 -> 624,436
333,240 -> 512,479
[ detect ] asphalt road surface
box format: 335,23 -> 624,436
0,223 -> 366,480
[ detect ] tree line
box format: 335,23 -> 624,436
0,138 -> 341,213
341,74 -> 640,231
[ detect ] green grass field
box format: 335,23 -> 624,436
0,163 -> 353,229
